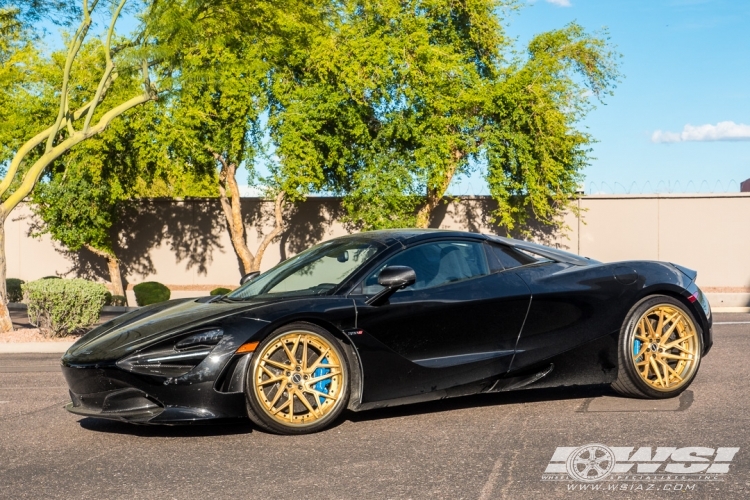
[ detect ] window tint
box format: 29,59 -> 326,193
362,241 -> 489,294
485,243 -> 538,271
266,246 -> 379,295
228,240 -> 382,300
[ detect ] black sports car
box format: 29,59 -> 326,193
62,229 -> 712,434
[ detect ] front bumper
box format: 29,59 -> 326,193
65,387 -> 165,423
61,362 -> 248,424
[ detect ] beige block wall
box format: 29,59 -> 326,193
6,194 -> 750,297
576,195 -> 750,289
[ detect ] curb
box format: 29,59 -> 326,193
712,307 -> 750,313
0,342 -> 73,354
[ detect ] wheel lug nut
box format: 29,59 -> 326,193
303,375 -> 308,380
287,383 -> 292,388
298,385 -> 303,390
295,366 -> 301,371
286,372 -> 291,376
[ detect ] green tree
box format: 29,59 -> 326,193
270,1 -> 620,231
31,173 -> 123,293
30,94 -> 217,301
0,0 -> 157,331
144,0 -> 334,274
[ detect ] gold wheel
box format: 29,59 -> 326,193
252,330 -> 344,426
630,304 -> 699,392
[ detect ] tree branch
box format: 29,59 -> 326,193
0,99 -> 102,200
45,0 -> 100,152
83,0 -> 127,131
84,243 -> 112,258
2,91 -> 154,214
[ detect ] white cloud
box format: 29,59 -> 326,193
545,0 -> 572,6
652,121 -> 750,143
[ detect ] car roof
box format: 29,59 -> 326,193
334,229 -> 597,265
334,228 -> 486,247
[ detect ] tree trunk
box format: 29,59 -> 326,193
85,244 -> 127,304
106,256 -> 126,299
212,152 -> 289,277
414,153 -> 462,228
214,154 -> 255,275
0,214 -> 13,333
251,191 -> 287,272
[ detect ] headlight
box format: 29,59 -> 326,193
117,328 -> 224,377
175,328 -> 224,349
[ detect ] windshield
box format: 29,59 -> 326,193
226,238 -> 384,300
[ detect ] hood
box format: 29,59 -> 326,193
62,297 -> 273,365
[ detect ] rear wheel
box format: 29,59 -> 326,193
612,295 -> 702,399
245,322 -> 349,434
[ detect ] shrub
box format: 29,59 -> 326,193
22,278 -> 108,337
6,278 -> 24,303
104,291 -> 112,306
133,281 -> 170,306
110,295 -> 127,307
210,287 -> 232,296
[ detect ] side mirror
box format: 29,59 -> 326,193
377,266 -> 416,289
240,271 -> 260,285
367,266 -> 416,306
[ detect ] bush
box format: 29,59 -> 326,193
133,281 -> 170,306
210,287 -> 232,296
6,278 -> 24,303
110,295 -> 127,307
22,278 -> 108,337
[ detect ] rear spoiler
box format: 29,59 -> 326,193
671,263 -> 697,282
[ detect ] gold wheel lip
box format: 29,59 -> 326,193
252,330 -> 344,427
630,304 -> 699,392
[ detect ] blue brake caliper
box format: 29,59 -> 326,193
312,357 -> 330,405
633,338 -> 642,360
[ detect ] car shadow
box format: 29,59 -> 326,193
345,384 -> 614,424
76,384 -> 615,436
77,417 -> 254,437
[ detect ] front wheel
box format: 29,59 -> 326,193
612,295 -> 702,399
245,322 -> 349,434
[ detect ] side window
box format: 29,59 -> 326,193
485,242 -> 538,271
362,241 -> 489,294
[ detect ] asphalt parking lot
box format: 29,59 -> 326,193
1,314 -> 749,499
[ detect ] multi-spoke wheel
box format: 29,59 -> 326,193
244,322 -> 349,434
612,295 -> 702,399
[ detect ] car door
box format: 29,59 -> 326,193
350,239 -> 531,403
498,245 -> 629,373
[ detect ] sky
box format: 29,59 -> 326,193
466,0 -> 750,195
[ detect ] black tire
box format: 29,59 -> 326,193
612,295 -> 702,399
244,322 -> 350,434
